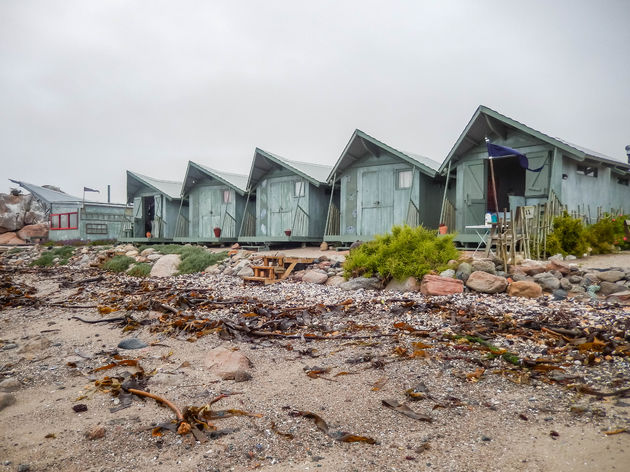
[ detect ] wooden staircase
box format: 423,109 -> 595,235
243,255 -> 314,284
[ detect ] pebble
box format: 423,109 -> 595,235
117,338 -> 148,350
17,464 -> 30,472
0,378 -> 20,392
2,343 -> 18,350
0,393 -> 16,411
86,426 -> 106,440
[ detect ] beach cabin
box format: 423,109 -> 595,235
10,179 -> 130,242
324,130 -> 442,243
126,171 -> 187,241
178,161 -> 248,243
238,148 -> 331,244
438,105 -> 630,244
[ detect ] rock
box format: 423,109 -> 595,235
231,243 -> 241,250
237,266 -> 254,278
0,393 -> 16,411
568,275 -> 583,284
607,291 -> 630,304
507,281 -> 542,298
465,271 -> 507,294
151,373 -> 184,386
471,259 -> 496,275
86,426 -> 106,440
0,193 -> 32,232
510,272 -> 530,282
455,262 -> 472,283
325,276 -> 346,287
560,278 -> 572,290
147,253 -> 161,262
597,270 -> 625,283
548,254 -> 564,261
16,223 -> 48,241
0,232 -> 25,245
234,370 -> 252,382
117,338 -> 148,350
125,250 -> 139,257
519,261 -> 548,276
533,273 -> 561,291
547,259 -> 570,275
420,275 -> 464,296
339,277 -> 381,291
0,378 -> 21,392
17,465 -> 30,472
319,242 -> 328,251
386,277 -> 421,292
302,270 -> 328,284
599,281 -> 628,296
439,269 -> 455,278
205,347 -> 252,380
17,335 -> 51,355
552,289 -> 568,301
140,248 -> 156,256
149,254 -> 181,277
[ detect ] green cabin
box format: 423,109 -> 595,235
438,105 -> 630,244
125,171 -> 188,241
11,179 -> 130,242
238,148 -> 332,244
324,130 -> 441,243
177,161 -> 249,243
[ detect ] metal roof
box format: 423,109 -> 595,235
9,179 -> 83,205
328,129 -> 439,181
126,171 -> 182,202
181,161 -> 248,196
439,105 -> 630,174
246,148 -> 332,190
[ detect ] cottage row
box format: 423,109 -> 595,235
14,105 -> 630,246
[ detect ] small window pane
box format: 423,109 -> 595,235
223,190 -> 231,203
398,170 -> 412,189
60,214 -> 69,228
294,181 -> 305,197
51,215 -> 60,229
69,213 -> 78,228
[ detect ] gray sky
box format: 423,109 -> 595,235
1,0 -> 629,204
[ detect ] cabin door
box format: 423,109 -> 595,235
199,188 -> 222,238
463,162 -> 486,227
360,170 -> 394,236
269,181 -> 292,236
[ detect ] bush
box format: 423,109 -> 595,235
544,213 -> 588,257
136,244 -> 228,275
31,246 -> 75,266
127,263 -> 151,277
343,225 -> 460,281
102,255 -> 135,272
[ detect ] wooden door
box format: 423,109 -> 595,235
199,188 -> 222,238
360,170 -> 394,236
463,162 -> 486,227
269,181 -> 292,236
525,152 -> 550,197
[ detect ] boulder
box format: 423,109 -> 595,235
568,275 -> 583,284
471,259 -> 496,275
560,278 -> 572,290
552,289 -> 568,301
596,270 -> 625,283
236,266 -> 254,278
420,275 -> 464,296
325,276 -> 346,287
16,223 -> 48,241
0,193 -> 31,232
510,272 -> 531,282
0,232 -> 25,245
385,276 -> 421,292
507,280 -> 542,299
455,262 -> 472,283
302,270 -> 328,284
598,281 -> 628,296
519,261 -> 548,276
607,291 -> 630,305
547,259 -> 570,275
465,271 -> 508,294
125,250 -> 139,258
533,273 -> 561,291
205,347 -> 252,380
339,277 -> 381,291
149,254 -> 181,277
140,248 -> 156,256
439,269 -> 455,278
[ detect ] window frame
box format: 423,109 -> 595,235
396,169 -> 413,189
223,189 -> 232,203
294,180 -> 306,198
576,165 -> 598,178
50,212 -> 79,230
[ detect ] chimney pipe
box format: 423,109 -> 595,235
107,185 -> 111,203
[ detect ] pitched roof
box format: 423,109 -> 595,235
246,148 -> 332,190
126,171 -> 182,202
328,129 -> 439,181
9,179 -> 83,205
181,161 -> 248,196
439,105 -> 630,173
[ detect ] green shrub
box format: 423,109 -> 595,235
102,255 -> 135,272
89,239 -> 116,246
31,246 -> 75,267
127,263 -> 152,277
544,213 -> 588,257
7,248 -> 24,255
585,216 -> 616,254
343,225 -> 460,281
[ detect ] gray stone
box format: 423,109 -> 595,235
17,464 -> 30,472
0,378 -> 20,393
439,269 -> 455,278
511,273 -> 530,282
234,370 -> 252,382
339,277 -> 381,291
465,271 -> 508,294
560,278 -> 572,290
325,276 -> 346,287
597,270 -> 625,283
117,338 -> 148,350
236,266 -> 254,278
571,285 -> 586,293
598,281 -> 628,296
234,259 -> 251,272
471,259 -> 496,275
302,270 -> 329,284
386,276 -> 421,292
0,393 -> 16,411
149,254 -> 181,277
565,255 -> 577,261
552,289 -> 568,301
568,275 -> 583,284
2,343 -> 18,351
534,275 -> 561,291
455,262 -> 472,282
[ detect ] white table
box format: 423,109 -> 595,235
465,224 -> 492,255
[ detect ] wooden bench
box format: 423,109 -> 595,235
243,256 -> 314,284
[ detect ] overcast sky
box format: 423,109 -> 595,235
1,0 -> 629,203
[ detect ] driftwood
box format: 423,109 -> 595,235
71,315 -> 126,324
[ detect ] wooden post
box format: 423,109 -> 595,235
239,190 -> 251,238
489,157 -> 499,215
439,160 -> 452,232
323,173 -> 337,237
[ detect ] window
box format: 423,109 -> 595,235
577,165 -> 598,177
397,170 -> 413,189
618,177 -> 629,186
86,223 -> 108,234
223,189 -> 231,203
50,212 -> 78,230
294,180 -> 305,197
